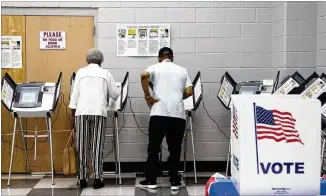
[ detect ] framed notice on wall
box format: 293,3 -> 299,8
1,36 -> 22,69
40,31 -> 66,50
117,24 -> 170,57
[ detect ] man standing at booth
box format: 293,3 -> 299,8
69,49 -> 119,189
139,47 -> 193,191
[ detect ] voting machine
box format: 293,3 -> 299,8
1,72 -> 62,186
149,71 -> 203,184
217,71 -> 279,110
217,71 -> 279,176
70,71 -> 129,185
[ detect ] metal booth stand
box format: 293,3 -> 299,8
152,71 -> 203,184
217,71 -> 280,176
70,72 -> 129,185
1,72 -> 62,186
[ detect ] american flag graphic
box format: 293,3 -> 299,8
255,105 -> 304,145
232,105 -> 238,139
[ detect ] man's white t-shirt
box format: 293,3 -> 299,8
145,59 -> 192,120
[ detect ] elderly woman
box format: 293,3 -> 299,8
69,49 -> 119,189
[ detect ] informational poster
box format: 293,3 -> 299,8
218,77 -> 235,108
117,24 -> 170,57
1,79 -> 14,109
301,78 -> 326,99
1,36 -> 22,69
40,31 -> 66,50
273,78 -> 299,95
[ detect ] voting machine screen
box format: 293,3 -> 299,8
273,71 -> 305,95
217,71 -> 237,110
184,71 -> 203,111
14,83 -> 44,108
1,72 -> 17,111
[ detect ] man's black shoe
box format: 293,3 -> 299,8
79,179 -> 87,189
138,180 -> 158,189
93,179 -> 104,189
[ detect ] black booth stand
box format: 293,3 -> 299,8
70,72 -> 129,185
1,72 -> 62,186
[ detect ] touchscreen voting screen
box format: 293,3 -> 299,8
19,87 -> 40,105
1,73 -> 16,111
217,72 -> 236,109
14,84 -> 44,108
301,73 -> 326,99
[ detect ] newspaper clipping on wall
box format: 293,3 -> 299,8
117,24 -> 170,57
1,36 -> 22,69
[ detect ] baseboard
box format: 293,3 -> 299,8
103,161 -> 228,173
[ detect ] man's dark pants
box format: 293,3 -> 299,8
145,115 -> 186,183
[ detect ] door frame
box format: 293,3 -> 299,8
2,8 -> 97,48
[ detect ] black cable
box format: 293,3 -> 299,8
201,99 -> 230,139
1,135 -> 35,151
61,92 -> 73,127
52,93 -> 63,126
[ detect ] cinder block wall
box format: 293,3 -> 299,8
1,1 -> 323,163
318,1 -> 326,74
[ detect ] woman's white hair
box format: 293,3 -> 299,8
86,48 -> 104,65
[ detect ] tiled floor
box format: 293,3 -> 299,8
1,173 -> 208,196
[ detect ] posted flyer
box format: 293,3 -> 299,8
1,36 -> 22,69
117,24 -> 170,57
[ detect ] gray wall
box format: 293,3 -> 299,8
318,1 -> 326,74
2,1 -> 325,162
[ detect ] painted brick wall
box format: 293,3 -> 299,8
318,1 -> 326,74
1,1 -> 321,163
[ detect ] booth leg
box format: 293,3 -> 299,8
34,118 -> 38,161
7,118 -> 17,186
189,117 -> 197,184
183,117 -> 188,173
47,117 -> 55,185
321,137 -> 326,174
115,117 -> 122,185
226,142 -> 231,176
19,118 -> 30,173
112,117 -> 118,173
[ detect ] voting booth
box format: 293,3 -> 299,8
217,71 -> 279,175
230,95 -> 321,195
1,72 -> 62,186
70,71 -> 129,185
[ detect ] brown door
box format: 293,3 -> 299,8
1,15 -> 27,173
2,15 -> 94,173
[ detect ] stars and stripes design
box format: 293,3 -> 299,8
255,105 -> 304,145
232,105 -> 238,139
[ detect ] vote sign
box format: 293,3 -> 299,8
231,95 -> 321,195
40,31 -> 66,50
